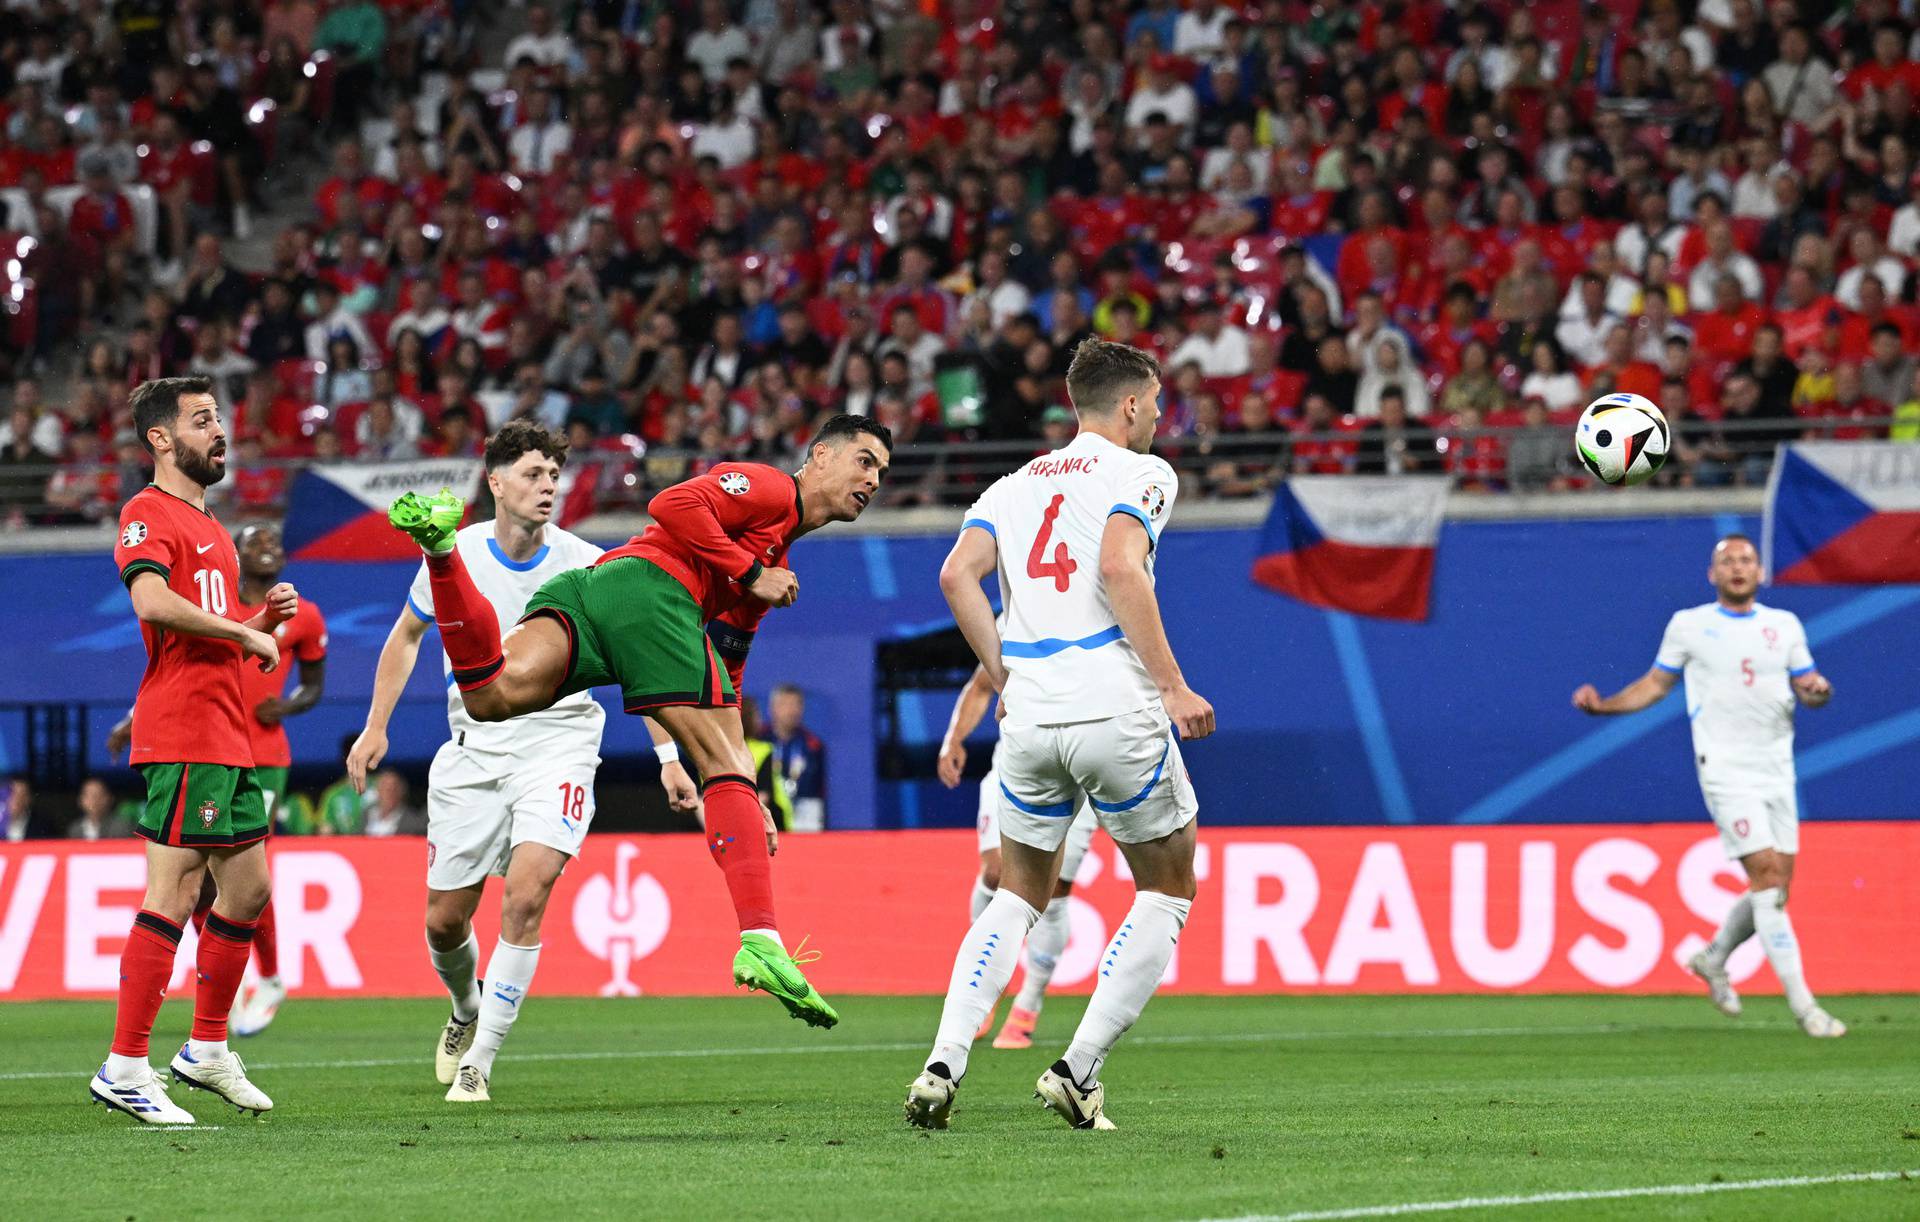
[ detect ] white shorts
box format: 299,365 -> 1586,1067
425,741 -> 602,891
978,763 -> 1098,881
993,707 -> 1198,853
1700,777 -> 1799,860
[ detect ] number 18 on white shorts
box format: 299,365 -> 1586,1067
426,741 -> 602,891
993,708 -> 1198,852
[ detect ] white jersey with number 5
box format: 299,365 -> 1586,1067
963,431 -> 1177,727
1654,602 -> 1813,780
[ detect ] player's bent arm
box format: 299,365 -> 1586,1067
647,479 -> 764,588
939,527 -> 1006,692
1574,667 -> 1678,715
938,665 -> 995,788
128,572 -> 276,670
349,608 -> 429,790
280,657 -> 327,717
642,715 -> 701,814
1101,515 -> 1215,739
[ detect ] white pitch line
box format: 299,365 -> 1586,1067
1200,1169 -> 1919,1222
0,1020 -> 1808,1084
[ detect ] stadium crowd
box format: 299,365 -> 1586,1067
5,0 -> 1920,525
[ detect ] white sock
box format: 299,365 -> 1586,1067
463,939 -> 540,1075
428,929 -> 482,1023
106,1052 -> 148,1081
187,1038 -> 228,1062
1749,887 -> 1817,1015
1705,893 -> 1754,967
970,876 -> 995,921
1062,891 -> 1192,1086
1013,895 -> 1071,1013
743,927 -> 784,949
926,889 -> 1040,1080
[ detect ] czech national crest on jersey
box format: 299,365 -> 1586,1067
121,521 -> 148,547
198,800 -> 220,829
719,472 -> 751,495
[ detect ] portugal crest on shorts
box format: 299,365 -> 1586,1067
719,472 -> 751,495
198,800 -> 220,829
1140,485 -> 1166,519
121,521 -> 148,547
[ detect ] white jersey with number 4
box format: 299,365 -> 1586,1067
407,522 -> 607,757
1654,602 -> 1813,780
963,431 -> 1178,727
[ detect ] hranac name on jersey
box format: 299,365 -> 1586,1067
1026,455 -> 1101,478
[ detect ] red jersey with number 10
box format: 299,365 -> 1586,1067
596,463 -> 802,686
113,486 -> 254,767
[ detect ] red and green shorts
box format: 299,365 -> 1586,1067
520,557 -> 739,714
136,762 -> 271,848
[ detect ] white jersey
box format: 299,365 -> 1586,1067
963,431 -> 1178,727
1654,602 -> 1814,779
408,522 -> 607,757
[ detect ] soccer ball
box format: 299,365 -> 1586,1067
1574,394 -> 1670,487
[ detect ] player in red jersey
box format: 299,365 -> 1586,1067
106,522 -> 328,1038
91,377 -> 298,1125
385,414 -> 890,1028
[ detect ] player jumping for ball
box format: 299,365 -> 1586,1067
907,340 -> 1214,1131
1573,533 -> 1844,1038
91,377 -> 294,1124
383,413 -> 890,1028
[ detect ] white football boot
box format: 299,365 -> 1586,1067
1035,1061 -> 1116,1130
232,976 -> 287,1037
446,1064 -> 490,1103
1797,1006 -> 1848,1038
436,1013 -> 477,1085
903,1068 -> 957,1130
90,1064 -> 196,1125
169,1044 -> 273,1114
1686,951 -> 1741,1017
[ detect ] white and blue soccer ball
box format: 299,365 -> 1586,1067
1574,393 -> 1670,487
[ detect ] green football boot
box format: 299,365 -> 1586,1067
388,489 -> 464,555
733,934 -> 840,1029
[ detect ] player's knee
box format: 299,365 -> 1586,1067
423,905 -> 470,947
499,891 -> 551,943
217,878 -> 271,921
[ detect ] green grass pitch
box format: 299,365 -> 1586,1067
3,994 -> 1917,1220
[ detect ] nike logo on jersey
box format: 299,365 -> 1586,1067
440,620 -> 464,629
196,542 -> 216,554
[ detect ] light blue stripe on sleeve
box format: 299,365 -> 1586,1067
407,593 -> 434,623
1653,661 -> 1682,674
1108,503 -> 1156,546
961,517 -> 996,538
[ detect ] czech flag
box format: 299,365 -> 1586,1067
284,459 -> 482,560
1251,476 -> 1449,621
1763,442 -> 1920,585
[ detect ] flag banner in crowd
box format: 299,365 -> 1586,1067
1763,442 -> 1920,586
283,459 -> 484,560
4,824 -> 1911,1000
1252,476 -> 1449,621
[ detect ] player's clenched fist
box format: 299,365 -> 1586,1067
937,740 -> 966,788
1164,684 -> 1215,740
1571,683 -> 1603,713
241,627 -> 281,674
748,566 -> 799,606
264,581 -> 299,624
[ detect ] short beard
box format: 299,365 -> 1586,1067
176,445 -> 227,487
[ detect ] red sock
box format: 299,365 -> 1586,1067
111,911 -> 183,1059
251,895 -> 279,978
425,546 -> 504,690
702,775 -> 777,933
189,889 -> 213,936
191,910 -> 259,1043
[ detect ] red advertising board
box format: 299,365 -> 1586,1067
1,824 -> 1914,1001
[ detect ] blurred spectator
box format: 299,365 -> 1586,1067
770,684 -> 827,833
364,769 -> 427,837
2,777 -> 52,842
67,778 -> 134,840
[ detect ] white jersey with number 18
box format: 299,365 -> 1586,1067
961,431 -> 1178,728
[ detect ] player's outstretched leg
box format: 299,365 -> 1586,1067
1039,822 -> 1196,1131
906,840 -> 1052,1128
390,490 -> 508,691
1751,885 -> 1845,1037
656,705 -> 840,1028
